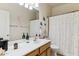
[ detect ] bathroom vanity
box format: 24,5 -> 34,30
5,39 -> 51,56
26,41 -> 51,56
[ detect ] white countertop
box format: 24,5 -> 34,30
4,39 -> 51,56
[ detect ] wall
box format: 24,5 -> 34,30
39,3 -> 52,20
30,20 -> 40,37
35,11 -> 39,19
52,3 -> 79,16
31,10 -> 39,20
39,3 -> 52,37
0,3 -> 36,41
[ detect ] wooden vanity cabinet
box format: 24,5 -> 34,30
39,42 -> 50,56
26,49 -> 39,56
40,43 -> 50,54
25,42 -> 51,56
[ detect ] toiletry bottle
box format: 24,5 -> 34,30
26,33 -> 29,43
22,33 -> 25,39
39,34 -> 40,39
14,43 -> 18,49
34,34 -> 38,41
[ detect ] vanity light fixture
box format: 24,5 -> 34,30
18,3 -> 39,10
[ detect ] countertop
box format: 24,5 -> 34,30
4,39 -> 51,56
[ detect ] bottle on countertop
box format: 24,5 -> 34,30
14,43 -> 18,49
39,34 -> 41,39
26,33 -> 29,43
34,34 -> 38,41
22,33 -> 25,39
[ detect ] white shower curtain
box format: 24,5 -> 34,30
49,11 -> 79,56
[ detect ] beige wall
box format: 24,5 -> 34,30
39,3 -> 52,37
39,3 -> 52,20
0,3 -> 36,41
35,11 -> 39,19
32,10 -> 39,20
52,3 -> 79,16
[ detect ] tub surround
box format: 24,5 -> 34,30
5,38 -> 51,56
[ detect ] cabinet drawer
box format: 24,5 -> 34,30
26,49 -> 39,56
40,42 -> 50,54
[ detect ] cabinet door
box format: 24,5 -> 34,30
40,51 -> 47,56
26,49 -> 39,56
47,48 -> 51,56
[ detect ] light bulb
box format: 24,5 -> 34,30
25,3 -> 29,8
29,6 -> 33,10
19,3 -> 24,6
35,3 -> 39,7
